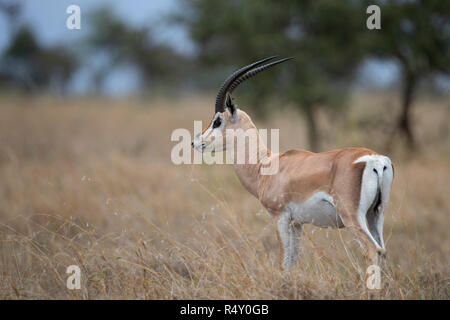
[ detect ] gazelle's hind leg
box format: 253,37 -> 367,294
366,191 -> 384,251
276,210 -> 303,269
338,159 -> 393,265
351,196 -> 385,265
366,164 -> 393,264
338,213 -> 382,265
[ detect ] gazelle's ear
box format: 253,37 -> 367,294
225,93 -> 238,121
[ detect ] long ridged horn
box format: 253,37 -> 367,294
215,56 -> 278,113
227,57 -> 294,95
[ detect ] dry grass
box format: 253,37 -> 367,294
0,93 -> 448,299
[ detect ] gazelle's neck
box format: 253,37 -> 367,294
229,111 -> 270,198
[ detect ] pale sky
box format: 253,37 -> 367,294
0,0 -> 193,52
0,0 -> 403,96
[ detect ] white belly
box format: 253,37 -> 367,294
286,192 -> 344,228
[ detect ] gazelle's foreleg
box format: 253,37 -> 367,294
276,211 -> 303,269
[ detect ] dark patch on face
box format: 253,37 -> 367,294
212,117 -> 222,129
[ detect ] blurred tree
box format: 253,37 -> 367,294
0,0 -> 21,33
0,26 -> 77,94
175,0 -> 368,151
366,0 -> 450,150
87,8 -> 190,93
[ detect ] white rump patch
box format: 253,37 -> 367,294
354,154 -> 393,250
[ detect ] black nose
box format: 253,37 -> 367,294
191,141 -> 194,148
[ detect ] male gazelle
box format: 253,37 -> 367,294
192,56 -> 394,269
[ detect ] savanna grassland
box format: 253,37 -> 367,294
0,93 -> 448,299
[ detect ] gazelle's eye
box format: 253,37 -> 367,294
212,118 -> 222,129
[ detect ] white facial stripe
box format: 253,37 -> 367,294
202,126 -> 213,139
194,112 -> 229,153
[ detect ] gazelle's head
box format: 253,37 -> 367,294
192,56 -> 292,153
